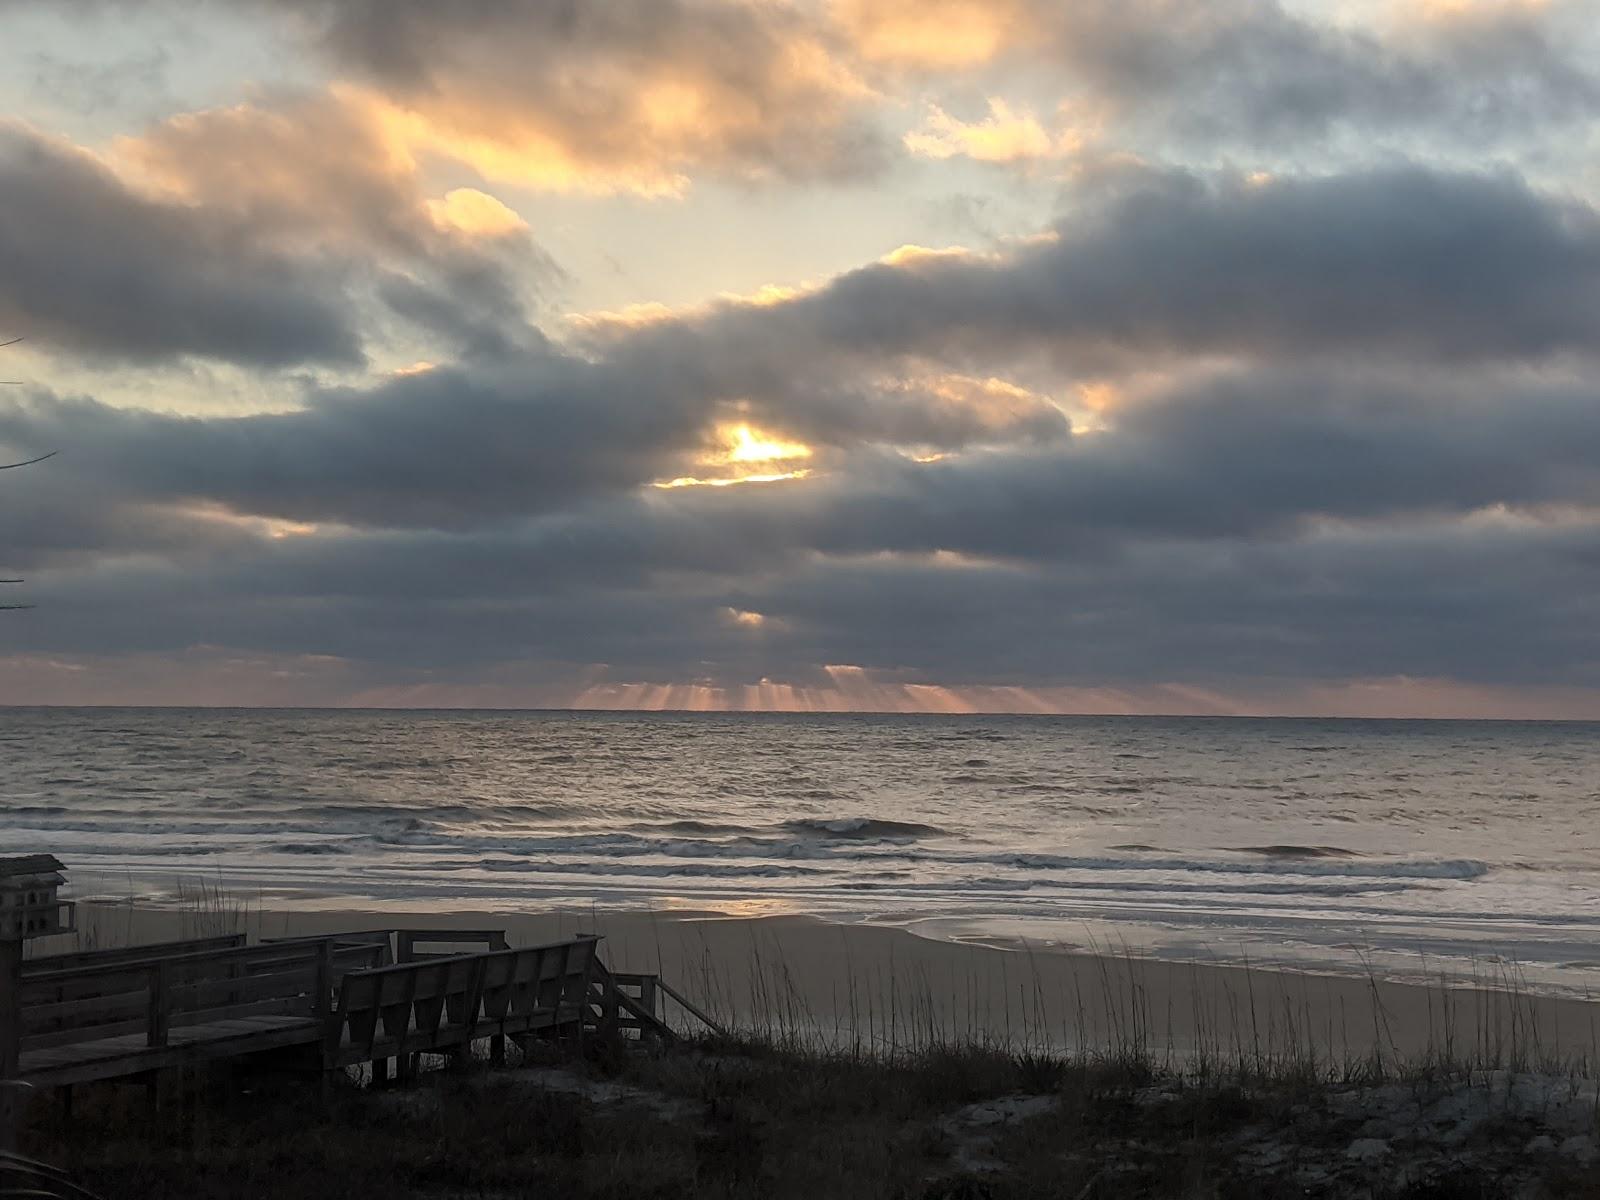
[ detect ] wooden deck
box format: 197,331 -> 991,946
6,928 -> 675,1093
22,1015 -> 320,1087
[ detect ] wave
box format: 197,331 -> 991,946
1230,844 -> 1359,859
403,859 -> 1426,899
781,817 -> 945,840
472,857 -> 835,880
985,851 -> 1488,881
271,841 -> 353,856
650,819 -> 763,836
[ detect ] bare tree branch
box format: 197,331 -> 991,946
0,451 -> 58,470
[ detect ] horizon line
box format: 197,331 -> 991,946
0,701 -> 1596,724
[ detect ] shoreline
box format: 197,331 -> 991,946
59,861 -> 1600,1001
50,899 -> 1600,1069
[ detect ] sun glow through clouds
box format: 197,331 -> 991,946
718,423 -> 812,465
653,422 -> 814,489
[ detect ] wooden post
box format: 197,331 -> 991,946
314,940 -> 333,1019
147,961 -> 170,1047
639,975 -> 659,1034
1,938 -> 22,1152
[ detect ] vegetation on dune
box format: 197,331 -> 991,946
20,1026 -> 1600,1199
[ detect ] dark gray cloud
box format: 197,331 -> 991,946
9,487 -> 1600,692
0,126 -> 361,367
6,353 -> 1600,693
1026,0 -> 1600,150
4,164 -> 1600,545
0,352 -> 685,531
0,98 -> 549,368
628,165 -> 1600,372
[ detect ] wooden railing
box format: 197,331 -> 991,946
23,934 -> 247,976
592,966 -> 726,1039
265,927 -> 507,964
19,938 -> 388,1054
327,936 -> 597,1072
10,928 -> 713,1095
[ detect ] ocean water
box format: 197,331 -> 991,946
2,708 -> 1598,992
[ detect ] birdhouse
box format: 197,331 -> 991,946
0,854 -> 74,940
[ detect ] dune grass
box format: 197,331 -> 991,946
21,1024 -> 1600,1199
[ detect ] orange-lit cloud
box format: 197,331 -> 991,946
295,4 -> 883,195
905,99 -> 1085,164
425,188 -> 529,238
833,0 -> 1026,67
112,92 -> 534,255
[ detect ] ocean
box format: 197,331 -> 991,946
2,708 -> 1597,994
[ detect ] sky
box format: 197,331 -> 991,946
2,0 -> 1600,717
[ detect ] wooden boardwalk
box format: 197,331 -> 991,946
8,927 -> 694,1093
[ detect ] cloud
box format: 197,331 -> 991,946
0,94 -> 550,368
113,92 -> 551,354
7,344 -> 1600,700
271,0 -> 886,194
0,123 -> 361,367
635,164 -> 1600,371
6,159 -> 1600,547
833,0 -> 1028,69
5,67 -> 1600,716
904,98 -> 1081,165
844,0 -> 1600,153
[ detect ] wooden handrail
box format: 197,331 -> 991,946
20,940 -> 328,987
656,978 -> 727,1037
24,934 -> 247,975
345,935 -> 598,979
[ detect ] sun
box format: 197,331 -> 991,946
718,423 -> 812,465
652,422 -> 814,490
